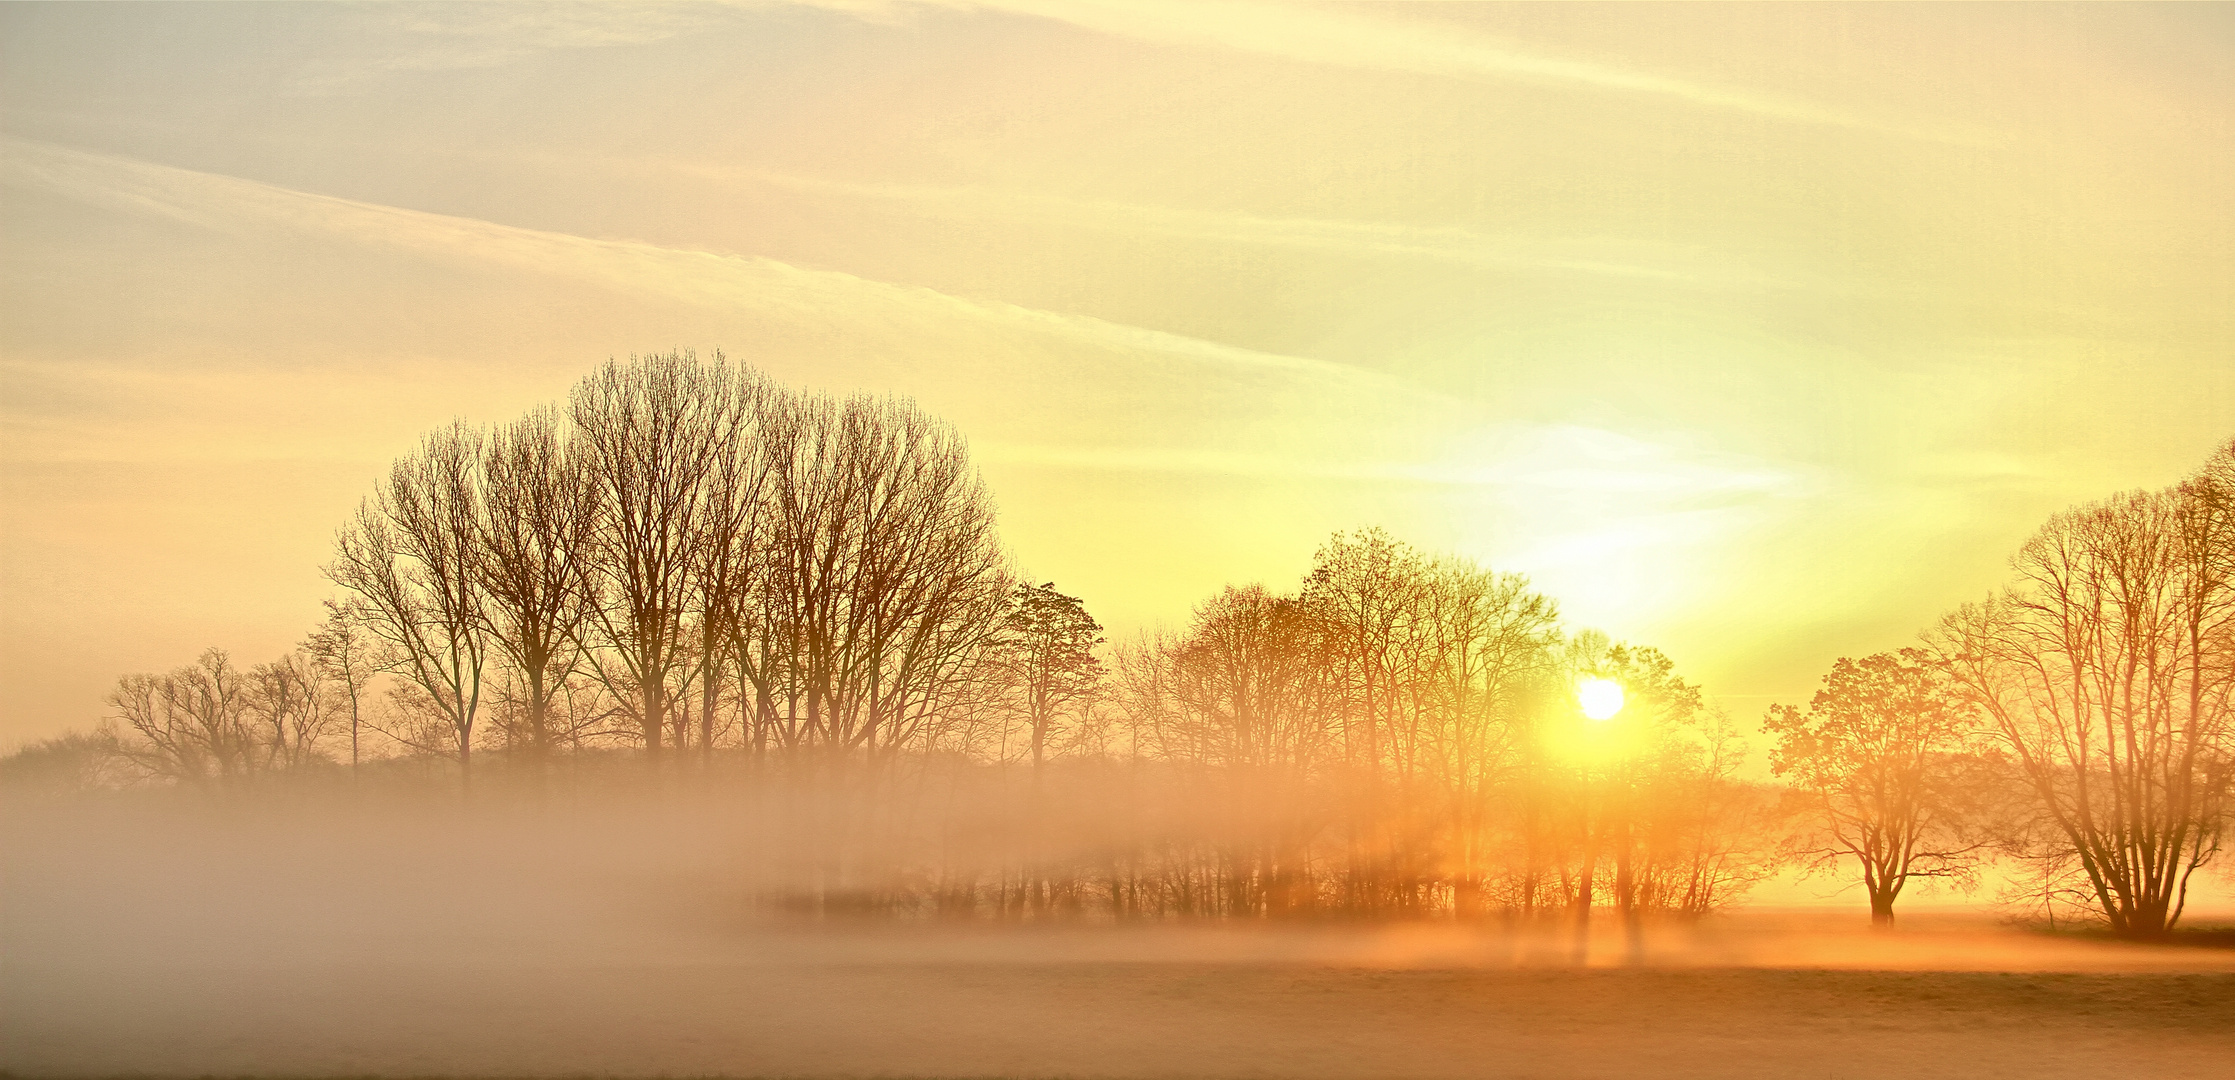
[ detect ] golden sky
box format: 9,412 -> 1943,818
2,1 -> 2231,746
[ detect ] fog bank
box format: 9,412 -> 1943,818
6,788 -> 2233,1078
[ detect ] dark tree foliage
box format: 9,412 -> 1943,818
998,581 -> 1106,776
1766,649 -> 1988,926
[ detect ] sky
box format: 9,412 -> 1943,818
1,1 -> 2230,748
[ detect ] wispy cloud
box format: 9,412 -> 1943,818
784,0 -> 1980,143
980,424 -> 1803,503
657,160 -> 1788,289
0,135 -> 1407,398
125,134 -> 1788,290
0,136 -> 1805,527
293,3 -> 733,91
0,132 -> 1475,480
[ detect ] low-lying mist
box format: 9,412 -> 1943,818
8,776 -> 2229,971
7,779 -> 2233,1080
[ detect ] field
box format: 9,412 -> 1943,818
9,918 -> 2234,1079
6,797 -> 2232,1080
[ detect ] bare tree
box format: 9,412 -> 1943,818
1632,707 -> 1784,920
475,406 -> 596,766
1119,585 -> 1337,915
1302,528 -> 1429,912
1413,559 -> 1561,915
570,352 -> 740,759
305,599 -> 379,777
1935,443 -> 2235,937
328,422 -> 492,787
245,651 -> 341,772
106,649 -> 256,784
997,581 -> 1106,777
682,370 -> 776,762
742,391 -> 1009,768
1764,649 -> 1986,926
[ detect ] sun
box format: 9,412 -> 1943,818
1578,677 -> 1625,721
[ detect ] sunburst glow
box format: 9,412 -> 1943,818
1578,677 -> 1625,721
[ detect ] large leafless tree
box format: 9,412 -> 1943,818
570,352 -> 744,758
1935,442 -> 2234,937
475,406 -> 597,764
328,422 -> 492,785
740,392 -> 1009,768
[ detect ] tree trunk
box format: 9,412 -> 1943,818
1614,812 -> 1641,963
1870,890 -> 1897,927
642,681 -> 663,758
1574,833 -> 1597,962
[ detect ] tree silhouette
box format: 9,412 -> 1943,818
998,582 -> 1105,776
570,352 -> 751,759
474,406 -> 597,767
1765,649 -> 1985,926
304,600 -> 378,777
1935,439 -> 2235,938
328,422 -> 492,787
106,649 -> 255,784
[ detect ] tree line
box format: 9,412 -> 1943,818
14,351 -> 2231,938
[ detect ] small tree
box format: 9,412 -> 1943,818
1765,648 -> 1986,926
107,649 -> 257,784
999,581 -> 1106,776
245,651 -> 341,771
986,582 -> 1104,915
304,599 -> 380,777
